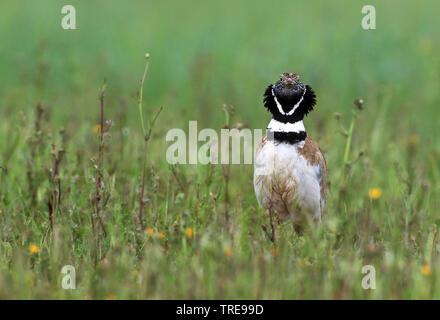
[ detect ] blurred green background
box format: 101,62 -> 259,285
1,0 -> 439,132
0,0 -> 439,299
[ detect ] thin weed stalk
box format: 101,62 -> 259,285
262,205 -> 276,243
27,103 -> 45,206
336,98 -> 364,205
137,53 -> 163,229
221,104 -> 235,224
48,143 -> 64,234
94,82 -> 108,237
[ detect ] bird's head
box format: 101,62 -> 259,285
263,72 -> 316,123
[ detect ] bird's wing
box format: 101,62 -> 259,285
298,136 -> 328,211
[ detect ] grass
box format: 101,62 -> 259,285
0,0 -> 439,299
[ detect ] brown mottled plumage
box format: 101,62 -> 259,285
298,136 -> 327,210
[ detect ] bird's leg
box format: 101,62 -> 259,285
268,207 -> 276,243
293,222 -> 303,236
262,204 -> 277,243
292,205 -> 304,236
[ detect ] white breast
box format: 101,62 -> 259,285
254,139 -> 323,222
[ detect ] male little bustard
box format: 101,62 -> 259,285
254,72 -> 327,232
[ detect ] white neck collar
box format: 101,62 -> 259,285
267,119 -> 305,133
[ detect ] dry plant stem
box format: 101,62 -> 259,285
138,57 -> 150,137
137,57 -> 150,229
171,165 -> 186,192
221,105 -> 231,224
338,114 -> 356,205
343,117 -> 355,166
340,116 -> 355,186
95,86 -> 107,237
432,228 -> 439,261
222,164 -> 230,222
268,207 -> 276,242
262,206 -> 276,243
138,144 -> 148,228
28,104 -> 45,205
0,166 -> 5,201
48,145 -> 64,234
137,54 -> 163,228
89,198 -> 96,235
138,106 -> 163,228
48,152 -> 55,233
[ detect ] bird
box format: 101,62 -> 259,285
254,72 -> 327,234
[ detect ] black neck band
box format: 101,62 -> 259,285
269,130 -> 307,144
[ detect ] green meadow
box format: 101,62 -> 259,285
0,0 -> 439,299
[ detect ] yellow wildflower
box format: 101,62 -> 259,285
29,244 -> 39,254
271,247 -> 279,257
409,135 -> 419,145
300,258 -> 308,266
368,188 -> 382,200
145,227 -> 154,236
421,264 -> 432,276
185,228 -> 194,238
157,231 -> 165,239
224,247 -> 233,257
93,124 -> 101,134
